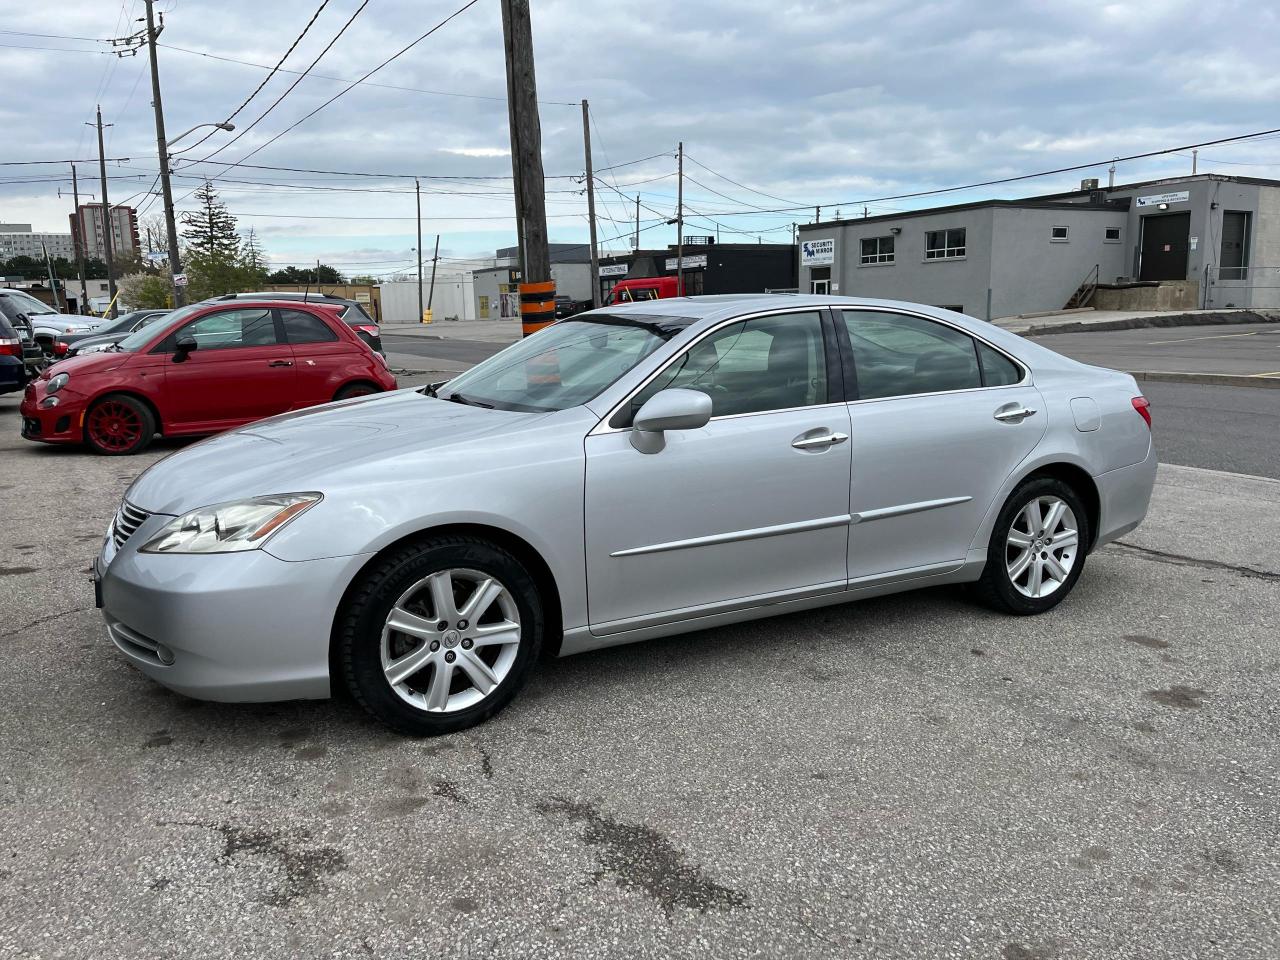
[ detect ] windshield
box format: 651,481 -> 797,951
439,314 -> 694,413
94,312 -> 146,336
115,303 -> 202,352
3,291 -> 58,316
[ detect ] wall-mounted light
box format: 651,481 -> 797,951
889,226 -> 901,234
1157,202 -> 1169,211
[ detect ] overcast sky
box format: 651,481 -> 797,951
2,0 -> 1278,274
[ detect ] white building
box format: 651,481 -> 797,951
0,224 -> 76,262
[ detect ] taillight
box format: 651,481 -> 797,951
53,341 -> 69,356
353,324 -> 379,337
0,337 -> 20,357
1131,396 -> 1152,429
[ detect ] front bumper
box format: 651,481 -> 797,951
98,531 -> 372,702
19,382 -> 86,444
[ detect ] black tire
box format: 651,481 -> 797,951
84,393 -> 156,456
338,535 -> 544,736
972,477 -> 1091,615
333,382 -> 379,401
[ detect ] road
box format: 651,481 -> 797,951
383,333 -> 504,366
1031,322 -> 1280,378
1141,381 -> 1280,480
1,409 -> 1278,958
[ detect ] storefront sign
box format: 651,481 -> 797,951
664,254 -> 708,271
1135,191 -> 1189,208
599,263 -> 629,277
801,238 -> 835,266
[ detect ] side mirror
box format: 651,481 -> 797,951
173,335 -> 197,362
630,388 -> 712,454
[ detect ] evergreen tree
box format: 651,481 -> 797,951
181,181 -> 240,257
240,229 -> 268,288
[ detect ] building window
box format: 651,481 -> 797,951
810,266 -> 831,294
1050,225 -> 1069,241
1104,227 -> 1122,242
925,228 -> 966,260
860,236 -> 895,265
1220,211 -> 1251,280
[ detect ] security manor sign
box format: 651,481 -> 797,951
801,239 -> 835,266
1135,191 -> 1190,208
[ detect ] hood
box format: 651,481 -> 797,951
125,389 -> 560,515
30,313 -> 98,332
41,349 -> 133,378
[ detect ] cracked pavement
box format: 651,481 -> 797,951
1,392 -> 1278,959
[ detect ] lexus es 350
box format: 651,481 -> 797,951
97,295 -> 1156,735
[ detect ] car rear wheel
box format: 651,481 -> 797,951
333,382 -> 379,401
338,536 -> 543,736
973,478 -> 1090,615
84,394 -> 156,456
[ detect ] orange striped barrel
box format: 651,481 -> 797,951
519,280 -> 556,337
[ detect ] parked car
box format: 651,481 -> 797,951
20,297 -> 397,455
0,311 -> 45,395
57,309 -> 170,358
93,295 -> 1156,736
605,276 -> 685,305
0,289 -> 98,354
220,293 -> 384,356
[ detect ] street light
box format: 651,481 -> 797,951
166,121 -> 235,150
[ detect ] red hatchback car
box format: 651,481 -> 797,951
20,298 -> 397,455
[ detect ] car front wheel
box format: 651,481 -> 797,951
84,393 -> 156,456
974,477 -> 1090,615
338,536 -> 543,736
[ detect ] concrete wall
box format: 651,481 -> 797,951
800,209 -> 997,317
379,276 -> 476,324
551,262 -> 591,302
1092,281 -> 1199,312
988,206 -> 1128,317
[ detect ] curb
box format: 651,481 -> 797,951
1017,310 -> 1280,337
1129,370 -> 1280,390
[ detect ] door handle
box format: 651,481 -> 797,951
994,405 -> 1037,423
792,431 -> 849,449
268,359 -> 293,367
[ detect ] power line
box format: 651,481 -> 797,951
191,0 -> 484,185
176,0 -> 334,155
158,42 -> 579,106
683,153 -> 804,205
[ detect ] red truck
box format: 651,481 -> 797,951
605,276 -> 686,305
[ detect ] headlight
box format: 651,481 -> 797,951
80,343 -> 110,354
139,493 -> 322,554
46,373 -> 69,394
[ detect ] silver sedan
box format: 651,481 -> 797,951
97,295 -> 1157,735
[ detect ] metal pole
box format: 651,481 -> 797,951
416,178 -> 424,322
41,241 -> 62,312
581,99 -> 601,307
1192,149 -> 1198,175
634,195 -> 640,249
676,140 -> 684,295
95,105 -> 118,319
70,164 -> 89,314
428,234 -> 440,309
144,0 -> 185,306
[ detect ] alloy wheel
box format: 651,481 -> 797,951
88,401 -> 143,452
1005,496 -> 1079,599
380,567 -> 522,713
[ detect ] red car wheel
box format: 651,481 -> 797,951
85,395 -> 156,456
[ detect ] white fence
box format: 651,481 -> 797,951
379,275 -> 476,324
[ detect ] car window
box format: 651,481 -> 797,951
617,287 -> 659,302
339,303 -> 376,325
171,308 -> 280,351
630,311 -> 829,419
281,309 -> 339,344
843,310 -> 981,399
137,312 -> 166,329
977,342 -> 1023,386
2,291 -> 58,316
441,314 -> 693,413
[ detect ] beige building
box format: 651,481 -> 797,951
69,204 -> 139,261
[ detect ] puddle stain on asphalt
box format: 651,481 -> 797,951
1201,847 -> 1244,874
142,730 -> 174,749
1144,686 -> 1210,709
431,779 -> 467,804
1123,635 -> 1170,650
295,745 -> 328,761
535,797 -> 746,916
159,821 -> 347,906
1110,541 -> 1280,583
0,566 -> 39,576
1003,943 -> 1059,960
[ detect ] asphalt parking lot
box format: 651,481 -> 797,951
1,391 -> 1278,959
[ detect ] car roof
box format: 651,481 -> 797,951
227,292 -> 358,306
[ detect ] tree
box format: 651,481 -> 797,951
120,270 -> 172,309
240,229 -> 268,288
266,263 -> 345,285
181,181 -> 240,257
349,274 -> 378,285
139,212 -> 168,253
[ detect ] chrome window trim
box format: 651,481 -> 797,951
589,305 -> 842,437
838,305 -> 1031,400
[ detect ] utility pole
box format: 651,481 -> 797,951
815,206 -> 821,223
1108,160 -> 1116,188
500,0 -> 554,334
581,99 -> 600,307
415,178 -> 424,322
70,164 -> 89,315
93,106 -> 118,319
143,0 -> 184,306
40,241 -> 62,312
676,140 -> 684,296
634,195 -> 640,250
1192,149 -> 1198,175
428,234 -> 441,309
